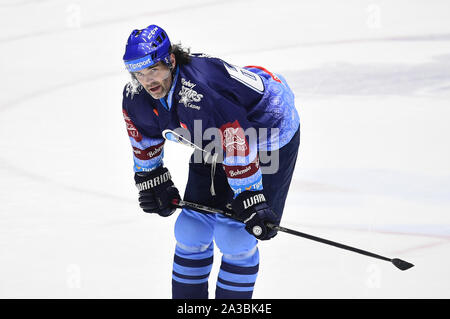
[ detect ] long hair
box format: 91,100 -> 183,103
127,43 -> 191,94
170,43 -> 191,66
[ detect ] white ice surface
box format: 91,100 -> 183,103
0,0 -> 449,298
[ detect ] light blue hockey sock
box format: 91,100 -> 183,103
215,247 -> 259,299
172,243 -> 214,299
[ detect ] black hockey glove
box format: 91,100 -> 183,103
134,166 -> 181,217
232,190 -> 278,240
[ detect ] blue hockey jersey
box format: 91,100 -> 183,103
122,54 -> 300,196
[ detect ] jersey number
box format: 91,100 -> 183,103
223,62 -> 264,93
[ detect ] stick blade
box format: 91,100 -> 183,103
391,258 -> 414,271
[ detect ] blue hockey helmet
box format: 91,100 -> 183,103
123,24 -> 171,72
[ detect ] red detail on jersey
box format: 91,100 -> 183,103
153,108 -> 159,116
180,122 -> 187,129
244,65 -> 282,83
123,109 -> 143,142
219,120 -> 249,157
223,158 -> 260,179
132,141 -> 165,160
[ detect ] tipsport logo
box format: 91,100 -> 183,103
232,179 -> 264,196
125,57 -> 153,72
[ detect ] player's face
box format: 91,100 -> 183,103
134,61 -> 173,99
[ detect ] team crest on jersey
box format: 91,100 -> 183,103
125,81 -> 143,99
178,78 -> 203,110
220,120 -> 249,157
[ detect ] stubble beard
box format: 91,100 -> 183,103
144,75 -> 172,99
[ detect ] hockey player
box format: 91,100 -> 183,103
122,25 -> 300,299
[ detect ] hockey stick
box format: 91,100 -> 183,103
172,199 -> 414,271
162,128 -> 221,164
162,129 -> 206,153
163,130 -> 414,271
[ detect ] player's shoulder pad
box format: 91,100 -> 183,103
188,53 -> 229,80
188,54 -> 265,95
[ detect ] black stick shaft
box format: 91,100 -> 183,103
174,199 -> 414,270
177,200 -> 389,260
267,223 -> 391,262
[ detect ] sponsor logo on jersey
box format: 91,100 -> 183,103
178,78 -> 203,110
132,141 -> 164,160
232,178 -> 263,195
123,109 -> 142,142
220,120 -> 249,157
134,165 -> 157,172
223,158 -> 259,179
246,178 -> 263,191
